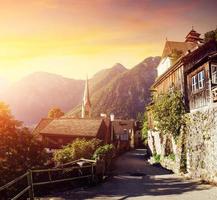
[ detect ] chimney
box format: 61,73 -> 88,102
100,113 -> 107,118
110,113 -> 115,121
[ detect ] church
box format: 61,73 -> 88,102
33,77 -> 139,151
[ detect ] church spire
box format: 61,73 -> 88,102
81,76 -> 91,118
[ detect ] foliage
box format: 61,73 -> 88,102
204,28 -> 217,42
153,154 -> 161,163
93,144 -> 115,160
166,153 -> 175,161
150,88 -> 186,139
0,102 -> 48,185
54,138 -> 102,164
141,112 -> 148,142
48,107 -> 64,119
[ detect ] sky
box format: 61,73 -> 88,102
0,0 -> 217,82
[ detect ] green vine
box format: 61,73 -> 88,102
150,88 -> 186,140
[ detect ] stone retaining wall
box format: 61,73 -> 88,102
148,107 -> 217,183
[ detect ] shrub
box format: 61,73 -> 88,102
93,144 -> 116,172
53,138 -> 102,164
93,144 -> 115,160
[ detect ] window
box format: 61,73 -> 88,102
192,75 -> 197,92
191,70 -> 205,92
120,132 -> 128,141
198,71 -> 205,89
212,64 -> 217,84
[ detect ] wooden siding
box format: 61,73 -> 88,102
187,62 -> 210,110
154,65 -> 184,95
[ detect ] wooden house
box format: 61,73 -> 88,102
150,29 -> 202,116
35,118 -> 111,149
150,29 -> 217,113
111,119 -> 137,153
184,40 -> 217,111
152,30 -> 201,98
147,29 -> 204,130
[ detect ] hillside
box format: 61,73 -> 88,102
0,65 -> 127,125
64,64 -> 128,117
0,57 -> 160,125
66,56 -> 160,119
0,72 -> 85,125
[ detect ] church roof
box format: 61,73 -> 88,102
162,41 -> 197,58
40,118 -> 103,137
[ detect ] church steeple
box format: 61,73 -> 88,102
185,27 -> 203,44
81,76 -> 91,118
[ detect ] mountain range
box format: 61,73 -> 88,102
0,56 -> 160,125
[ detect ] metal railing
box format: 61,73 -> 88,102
0,159 -> 96,200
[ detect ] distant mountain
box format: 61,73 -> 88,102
89,63 -> 128,93
65,63 -> 128,116
0,72 -> 84,125
0,57 -> 160,125
66,56 -> 160,119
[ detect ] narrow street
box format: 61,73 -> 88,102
42,149 -> 217,200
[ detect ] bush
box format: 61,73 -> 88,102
93,144 -> 116,172
93,144 -> 115,160
53,138 -> 102,164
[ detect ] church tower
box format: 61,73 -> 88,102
185,27 -> 203,44
81,76 -> 91,118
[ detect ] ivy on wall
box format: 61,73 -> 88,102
150,88 -> 186,140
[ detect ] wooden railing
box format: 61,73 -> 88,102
0,159 -> 96,200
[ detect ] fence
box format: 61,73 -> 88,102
0,159 -> 97,200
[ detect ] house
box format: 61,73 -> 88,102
184,40 -> 217,111
37,118 -> 111,149
152,29 -> 202,106
111,119 -> 138,153
147,28 -> 204,155
147,29 -> 217,156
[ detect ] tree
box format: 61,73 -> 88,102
48,107 -> 64,119
150,89 -> 186,139
0,102 -> 48,185
137,112 -> 148,143
204,28 -> 217,42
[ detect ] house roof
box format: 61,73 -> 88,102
32,118 -> 53,135
162,41 -> 197,58
112,120 -> 135,135
40,118 -> 103,137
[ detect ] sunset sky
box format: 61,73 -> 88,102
0,0 -> 217,82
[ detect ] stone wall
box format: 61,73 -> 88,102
148,106 -> 217,183
148,130 -> 181,173
186,107 -> 217,183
